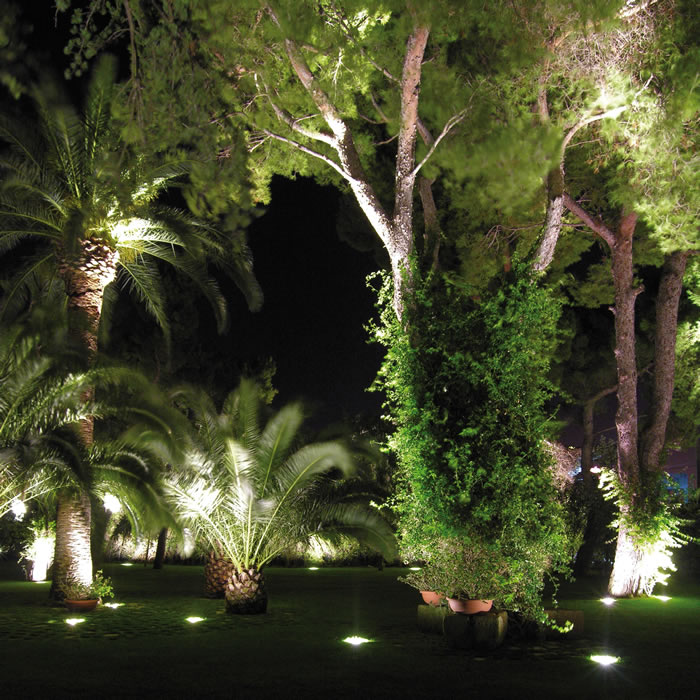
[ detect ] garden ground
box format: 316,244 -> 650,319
0,562 -> 697,699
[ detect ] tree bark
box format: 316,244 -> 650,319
50,239 -> 117,599
534,164 -> 565,272
418,175 -> 441,271
279,22 -> 430,320
609,211 -> 641,493
50,491 -> 93,599
640,251 -> 690,472
153,527 -> 168,569
533,86 -> 564,272
608,518 -> 645,597
561,195 -> 648,595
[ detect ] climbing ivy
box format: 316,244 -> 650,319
370,263 -> 575,618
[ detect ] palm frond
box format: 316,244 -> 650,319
256,404 -> 304,498
223,379 -> 263,452
117,260 -> 172,348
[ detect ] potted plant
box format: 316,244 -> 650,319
403,536 -> 512,614
62,570 -> 114,612
400,565 -> 446,606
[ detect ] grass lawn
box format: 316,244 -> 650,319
0,562 -> 697,699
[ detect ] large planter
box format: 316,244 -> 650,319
447,598 -> 493,615
64,599 -> 99,612
420,591 -> 445,606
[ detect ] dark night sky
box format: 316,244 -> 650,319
224,177 -> 385,423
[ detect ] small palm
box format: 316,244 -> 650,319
168,379 -> 395,611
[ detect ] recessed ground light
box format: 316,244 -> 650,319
308,567 -> 319,570
104,602 -> 124,609
343,636 -> 371,646
654,595 -> 671,602
121,562 -> 133,567
65,618 -> 85,627
600,597 -> 616,606
590,655 -> 620,666
186,616 -> 205,624
409,567 -> 421,571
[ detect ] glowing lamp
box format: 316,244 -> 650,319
65,618 -> 86,627
343,636 -> 371,646
591,655 -> 620,666
30,535 -> 55,581
654,595 -> 671,602
308,567 -> 319,571
10,498 -> 26,520
409,567 -> 421,571
104,602 -> 124,609
600,597 -> 616,606
121,562 -> 133,567
186,616 -> 205,624
103,494 -> 122,514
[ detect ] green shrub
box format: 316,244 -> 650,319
371,264 -> 575,620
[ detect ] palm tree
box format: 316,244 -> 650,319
166,379 -> 395,614
0,57 -> 260,597
0,312 -> 184,596
0,54 -> 262,357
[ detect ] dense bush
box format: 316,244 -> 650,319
371,264 -> 575,619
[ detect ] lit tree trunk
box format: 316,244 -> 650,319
225,566 -> 267,614
563,194 -> 690,596
50,238 -> 118,599
609,251 -> 689,595
50,491 -> 93,598
533,84 -> 564,273
640,251 -> 690,471
204,549 -> 235,598
267,12 -> 430,320
605,211 -> 644,597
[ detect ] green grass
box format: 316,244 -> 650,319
0,562 -> 697,699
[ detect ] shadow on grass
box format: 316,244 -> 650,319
0,562 -> 697,699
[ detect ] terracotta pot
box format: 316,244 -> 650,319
64,599 -> 98,612
420,590 -> 445,606
447,598 -> 493,614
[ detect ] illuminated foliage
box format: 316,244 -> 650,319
372,264 -> 575,619
166,378 -> 395,611
0,54 -> 261,355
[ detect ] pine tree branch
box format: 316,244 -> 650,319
394,26 -> 429,222
411,108 -> 467,178
562,192 -> 616,248
326,1 -> 400,84
257,76 -> 337,147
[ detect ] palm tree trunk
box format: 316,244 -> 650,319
225,567 -> 268,614
204,550 -> 235,598
153,527 -> 168,569
50,490 -> 93,599
50,239 -> 117,599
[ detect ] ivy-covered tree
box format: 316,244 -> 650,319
371,264 -> 574,619
530,0 -> 699,595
